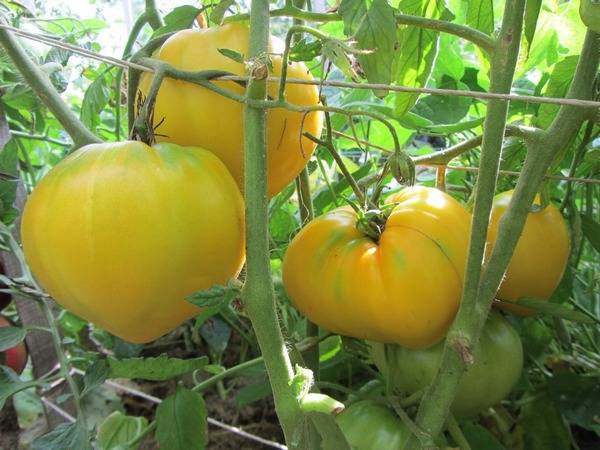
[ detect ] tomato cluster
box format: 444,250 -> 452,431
20,25 -> 320,343
19,20 -> 571,422
282,188 -> 569,416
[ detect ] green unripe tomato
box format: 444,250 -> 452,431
336,400 -> 409,450
580,0 -> 600,32
369,312 -> 523,417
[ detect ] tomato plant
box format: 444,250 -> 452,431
21,141 -> 245,343
336,400 -> 409,450
138,23 -> 323,197
370,312 -> 523,417
486,190 -> 570,315
0,1 -> 598,449
282,186 -> 471,349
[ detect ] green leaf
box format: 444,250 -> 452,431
536,55 -> 579,129
199,318 -> 230,357
423,117 -> 485,134
152,6 -> 202,38
500,298 -> 594,324
524,0 -> 543,54
461,422 -> 505,450
466,0 -> 494,34
412,78 -> 472,124
155,386 -> 208,450
0,325 -> 26,352
580,214 -> 600,253
217,48 -> 245,64
0,366 -> 38,409
289,38 -> 323,62
187,280 -> 241,308
80,72 -> 110,132
0,139 -> 19,224
32,421 -> 92,450
210,0 -> 235,25
108,355 -> 208,381
547,373 -> 600,435
234,380 -> 272,409
393,0 -> 452,116
96,411 -> 149,450
81,359 -> 110,397
339,0 -> 397,96
518,392 -> 571,450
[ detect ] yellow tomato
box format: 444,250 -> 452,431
487,190 -> 570,315
138,23 -> 323,197
282,186 -> 471,349
21,141 -> 245,343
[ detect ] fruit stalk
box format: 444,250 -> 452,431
242,0 -> 307,446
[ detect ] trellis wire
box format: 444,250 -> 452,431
45,368 -> 289,450
3,23 -> 600,109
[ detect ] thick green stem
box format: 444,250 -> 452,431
0,19 -> 100,149
243,0 -> 305,447
404,2 -> 526,447
144,0 -> 163,30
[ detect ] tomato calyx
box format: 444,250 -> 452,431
355,208 -> 390,242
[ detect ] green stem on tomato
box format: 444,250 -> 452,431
403,2 -> 526,448
304,132 -> 367,207
131,64 -> 166,143
0,17 -> 100,149
242,0 -> 307,447
115,13 -> 149,140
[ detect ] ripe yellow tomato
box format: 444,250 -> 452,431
486,191 -> 570,315
139,23 -> 323,197
282,186 -> 471,349
21,141 -> 245,343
